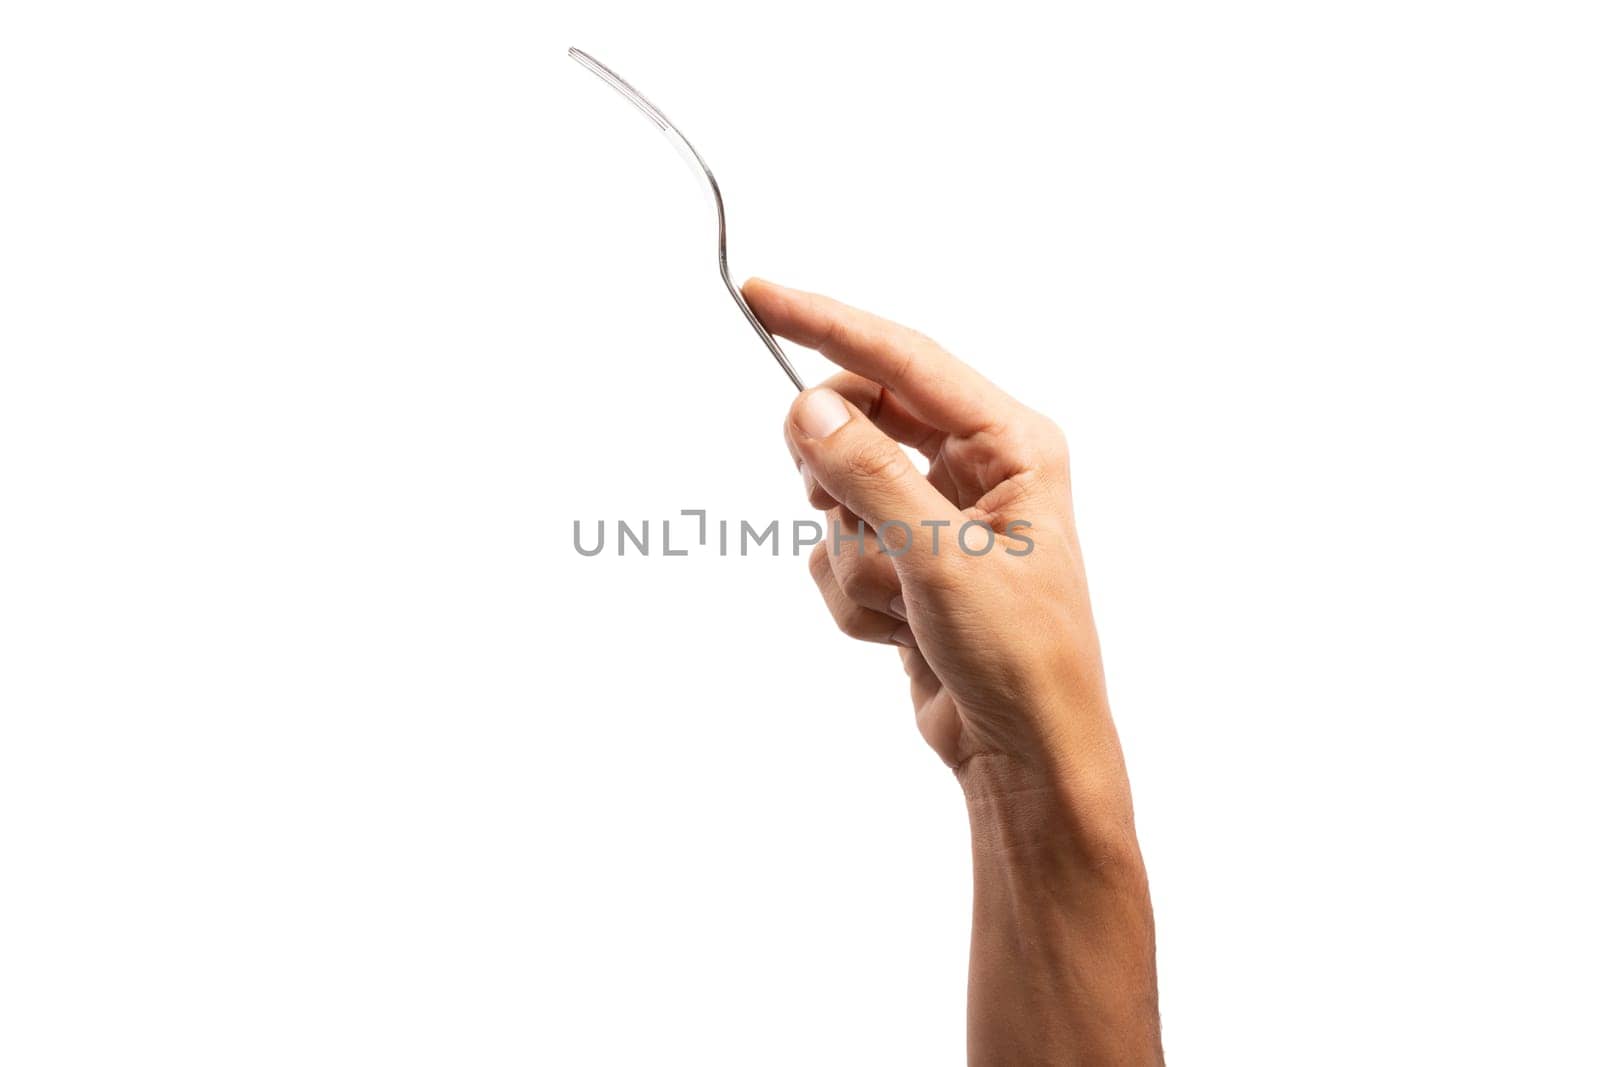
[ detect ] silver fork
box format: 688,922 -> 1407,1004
568,47 -> 805,392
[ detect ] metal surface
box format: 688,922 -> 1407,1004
568,47 -> 806,392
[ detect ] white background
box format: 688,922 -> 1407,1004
2,2 -> 1597,1063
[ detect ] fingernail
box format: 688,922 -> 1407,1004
886,595 -> 907,620
795,388 -> 850,439
890,623 -> 916,647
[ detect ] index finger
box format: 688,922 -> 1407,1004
742,277 -> 1013,436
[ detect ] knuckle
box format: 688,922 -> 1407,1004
836,558 -> 874,602
837,609 -> 877,641
1036,417 -> 1069,463
885,342 -> 917,390
842,440 -> 906,484
815,314 -> 846,354
807,542 -> 832,583
990,412 -> 1069,476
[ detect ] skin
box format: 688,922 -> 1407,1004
745,278 -> 1163,1066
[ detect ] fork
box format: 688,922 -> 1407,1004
568,47 -> 806,392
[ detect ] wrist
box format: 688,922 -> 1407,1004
957,747 -> 1145,880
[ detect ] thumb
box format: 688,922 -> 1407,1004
787,387 -> 961,559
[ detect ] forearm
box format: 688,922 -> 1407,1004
961,750 -> 1162,1065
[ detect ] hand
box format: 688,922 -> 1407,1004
749,278 -> 1125,815
746,278 -> 1161,1065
